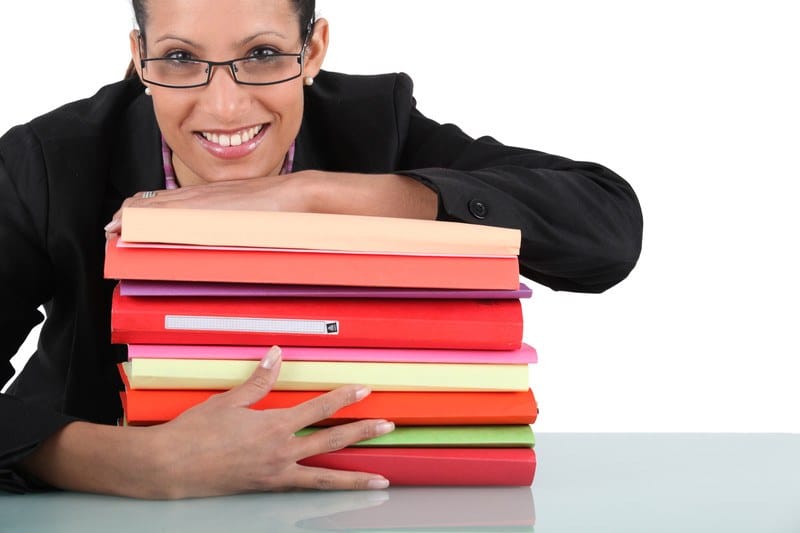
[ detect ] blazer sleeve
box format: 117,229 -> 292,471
392,74 -> 643,293
0,126 -> 77,491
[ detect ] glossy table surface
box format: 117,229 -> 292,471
1,433 -> 798,532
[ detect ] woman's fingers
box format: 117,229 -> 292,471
289,464 -> 390,491
104,189 -> 177,238
289,419 -> 395,462
286,385 -> 372,430
214,346 -> 283,408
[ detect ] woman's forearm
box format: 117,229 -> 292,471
19,421 -> 175,499
103,170 -> 438,238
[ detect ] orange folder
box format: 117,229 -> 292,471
110,285 -> 523,350
120,387 -> 539,426
104,237 -> 520,290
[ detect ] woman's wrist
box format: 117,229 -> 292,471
302,170 -> 438,219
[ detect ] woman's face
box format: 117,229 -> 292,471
130,0 -> 327,185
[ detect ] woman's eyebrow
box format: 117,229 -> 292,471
237,30 -> 288,47
154,34 -> 200,47
151,30 -> 286,50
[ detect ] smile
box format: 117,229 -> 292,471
200,125 -> 264,147
194,124 -> 269,160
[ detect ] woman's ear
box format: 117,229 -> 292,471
303,18 -> 329,79
129,30 -> 145,80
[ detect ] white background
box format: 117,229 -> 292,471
1,1 -> 798,432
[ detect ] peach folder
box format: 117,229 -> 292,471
127,344 -> 538,364
120,207 -> 521,256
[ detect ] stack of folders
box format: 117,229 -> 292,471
105,207 -> 539,486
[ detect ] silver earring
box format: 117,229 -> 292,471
144,87 -> 152,96
304,76 -> 314,87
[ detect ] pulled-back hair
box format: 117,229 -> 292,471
132,0 -> 315,38
126,0 -> 316,78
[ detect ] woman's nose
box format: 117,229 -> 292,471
199,64 -> 251,122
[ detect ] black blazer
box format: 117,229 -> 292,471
0,71 -> 642,491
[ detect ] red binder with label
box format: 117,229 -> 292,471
299,448 -> 536,486
110,285 -> 523,349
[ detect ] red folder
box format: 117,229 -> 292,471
110,286 -> 523,350
299,448 -> 536,486
104,237 -> 520,290
120,388 -> 539,426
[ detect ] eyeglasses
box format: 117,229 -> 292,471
140,52 -> 305,88
137,21 -> 314,89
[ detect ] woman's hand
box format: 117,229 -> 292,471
151,346 -> 393,498
20,346 -> 394,499
104,171 -> 438,239
103,173 -> 319,239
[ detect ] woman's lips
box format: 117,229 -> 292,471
195,124 -> 269,160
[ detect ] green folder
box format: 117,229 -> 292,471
295,425 -> 535,448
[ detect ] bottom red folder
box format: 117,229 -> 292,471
120,388 -> 538,426
299,448 -> 536,486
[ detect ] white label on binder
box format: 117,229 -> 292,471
165,315 -> 339,335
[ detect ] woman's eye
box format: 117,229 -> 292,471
250,47 -> 280,60
164,50 -> 193,61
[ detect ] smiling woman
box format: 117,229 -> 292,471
132,0 -> 318,184
0,0 -> 642,498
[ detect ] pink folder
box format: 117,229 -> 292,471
127,344 -> 538,364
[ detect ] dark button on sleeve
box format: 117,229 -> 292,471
467,199 -> 489,219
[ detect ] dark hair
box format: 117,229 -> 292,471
126,0 -> 316,78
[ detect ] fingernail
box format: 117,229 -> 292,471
367,478 -> 390,490
354,386 -> 371,402
103,220 -> 120,232
376,421 -> 395,435
260,345 -> 282,369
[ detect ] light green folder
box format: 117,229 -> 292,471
294,425 -> 535,448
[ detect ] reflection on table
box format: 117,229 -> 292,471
0,486 -> 534,533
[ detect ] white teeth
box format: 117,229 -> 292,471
200,125 -> 264,147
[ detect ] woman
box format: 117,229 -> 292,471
0,0 -> 642,497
